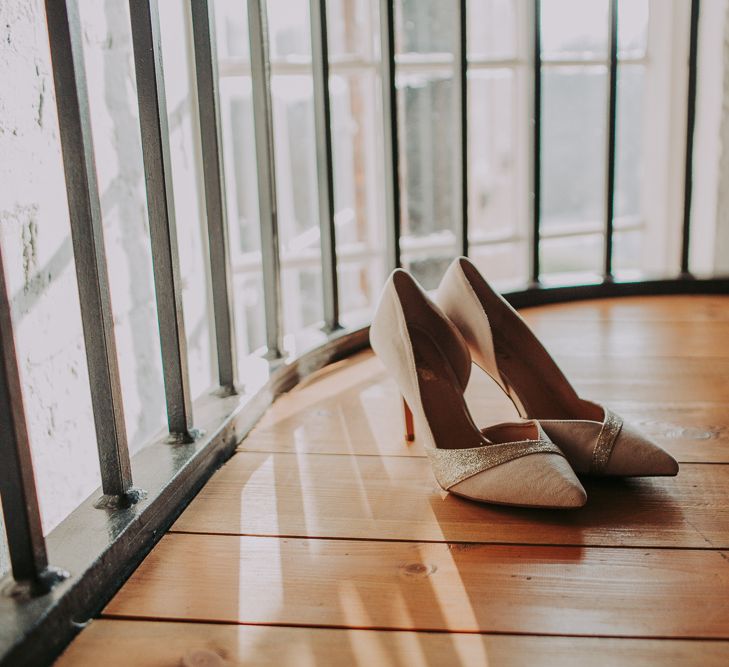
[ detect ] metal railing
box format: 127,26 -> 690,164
0,1 -> 726,665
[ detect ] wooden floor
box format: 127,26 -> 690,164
57,296 -> 729,666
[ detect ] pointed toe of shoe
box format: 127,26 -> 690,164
539,455 -> 588,508
605,424 -> 679,477
540,416 -> 679,477
449,453 -> 586,509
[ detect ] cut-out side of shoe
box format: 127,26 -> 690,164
540,405 -> 679,477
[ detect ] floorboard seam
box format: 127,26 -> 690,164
164,530 -> 729,551
233,448 -> 729,464
95,614 -> 729,641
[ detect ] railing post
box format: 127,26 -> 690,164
310,0 -> 341,333
379,0 -> 401,271
44,0 -> 142,505
190,0 -> 238,392
129,0 -> 197,440
530,0 -> 542,285
681,0 -> 701,277
455,0 -> 468,258
603,0 -> 618,280
0,245 -> 67,596
248,0 -> 284,358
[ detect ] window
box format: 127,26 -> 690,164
0,0 -> 713,581
214,0 -> 691,318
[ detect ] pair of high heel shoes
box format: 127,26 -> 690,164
370,257 -> 678,509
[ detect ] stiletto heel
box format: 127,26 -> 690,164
403,397 -> 415,442
370,269 -> 586,508
437,257 -> 678,477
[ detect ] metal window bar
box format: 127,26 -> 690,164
603,0 -> 618,280
129,0 -> 196,440
530,0 -> 542,285
681,0 -> 701,277
190,0 -> 238,392
45,0 -> 140,502
0,244 -> 66,595
380,0 -> 401,271
456,0 -> 468,258
248,0 -> 284,358
310,0 -> 341,332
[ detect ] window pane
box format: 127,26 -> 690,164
398,72 -> 456,239
216,0 -> 313,61
281,266 -> 323,337
468,0 -> 517,60
405,254 -> 458,290
214,0 -> 249,60
327,0 -> 375,60
221,84 -> 262,254
267,0 -> 311,60
612,63 -> 645,274
613,229 -> 643,276
218,77 -> 267,359
396,0 -> 456,55
331,72 -> 386,317
271,75 -> 325,336
395,0 -> 459,295
331,73 -> 378,246
272,76 -> 318,248
468,69 -> 519,241
615,64 -> 643,219
233,272 -> 267,355
468,241 -> 529,289
338,260 -> 386,325
618,0 -> 649,56
542,66 -> 607,230
159,0 -> 217,399
541,0 -> 609,59
540,233 -> 603,280
398,70 -> 458,287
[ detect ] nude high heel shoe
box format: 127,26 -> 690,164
369,269 -> 587,508
436,257 -> 679,477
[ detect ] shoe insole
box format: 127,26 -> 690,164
461,261 -> 601,421
410,326 -> 487,451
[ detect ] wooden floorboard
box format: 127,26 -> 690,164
103,533 -> 729,639
60,296 -> 729,664
238,360 -> 729,462
519,295 -> 729,322
524,319 -> 729,358
56,620 -> 729,667
553,356 -> 729,402
172,453 -> 729,548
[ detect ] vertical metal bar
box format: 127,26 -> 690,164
455,0 -> 468,257
681,0 -> 700,276
44,0 -> 138,501
0,244 -> 66,594
603,0 -> 618,280
190,0 -> 238,391
248,0 -> 284,357
129,0 -> 196,439
310,0 -> 340,332
380,0 -> 401,270
530,0 -> 542,284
